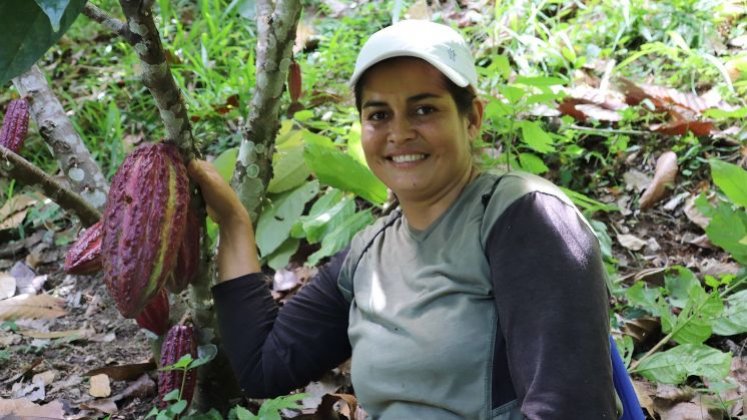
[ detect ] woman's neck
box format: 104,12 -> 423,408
399,166 -> 478,231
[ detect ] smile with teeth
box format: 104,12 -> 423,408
389,154 -> 427,163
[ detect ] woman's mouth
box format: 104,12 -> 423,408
389,154 -> 428,163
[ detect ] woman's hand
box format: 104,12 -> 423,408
188,159 -> 261,282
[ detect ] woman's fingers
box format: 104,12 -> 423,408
187,159 -> 247,225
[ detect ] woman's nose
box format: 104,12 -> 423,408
387,114 -> 415,144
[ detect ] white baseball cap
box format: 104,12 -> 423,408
349,20 -> 478,89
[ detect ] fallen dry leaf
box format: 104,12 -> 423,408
0,194 -> 37,231
632,380 -> 656,418
0,293 -> 67,321
32,370 -> 56,388
85,361 -> 156,381
623,170 -> 652,192
683,196 -> 711,230
654,396 -> 724,420
0,272 -> 16,299
640,151 -> 678,210
651,120 -> 715,137
79,398 -> 118,415
623,317 -> 660,345
0,398 -> 64,418
618,234 -> 647,251
89,374 -> 111,398
81,373 -> 156,414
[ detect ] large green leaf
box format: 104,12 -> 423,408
710,159 -> 747,208
626,282 -> 666,316
635,344 -> 731,384
664,266 -> 700,309
268,142 -> 310,193
713,290 -> 747,336
267,238 -> 300,271
0,0 -> 86,85
303,132 -> 387,205
256,180 -> 319,257
706,203 -> 747,265
667,286 -> 723,345
34,0 -> 71,32
519,121 -> 555,154
346,121 -> 367,166
292,191 -> 355,243
306,209 -> 374,266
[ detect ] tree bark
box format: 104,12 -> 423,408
12,65 -> 110,211
118,0 -> 197,159
232,0 -> 303,221
0,145 -> 102,226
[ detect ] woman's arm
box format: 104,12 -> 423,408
486,192 -> 617,418
188,160 -> 352,396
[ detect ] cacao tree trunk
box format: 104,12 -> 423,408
12,65 -> 110,211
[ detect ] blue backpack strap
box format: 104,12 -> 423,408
610,336 -> 645,420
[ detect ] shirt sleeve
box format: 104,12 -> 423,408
211,248 -> 352,398
485,192 -> 617,419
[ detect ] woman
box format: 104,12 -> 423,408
189,20 -> 628,419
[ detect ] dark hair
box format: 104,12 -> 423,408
354,58 -> 477,118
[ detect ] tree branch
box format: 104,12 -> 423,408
12,65 -> 110,211
0,145 -> 102,226
83,2 -> 137,45
118,0 -> 196,159
232,0 -> 303,221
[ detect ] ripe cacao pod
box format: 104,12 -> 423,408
102,142 -> 189,318
166,203 -> 202,293
159,324 -> 197,407
288,60 -> 302,103
135,288 -> 170,335
64,221 -> 103,275
0,98 -> 30,153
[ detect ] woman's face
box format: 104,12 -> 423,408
359,57 -> 481,204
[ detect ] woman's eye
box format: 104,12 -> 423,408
368,111 -> 388,121
415,105 -> 436,116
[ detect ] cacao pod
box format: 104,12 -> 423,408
135,288 -> 170,335
102,142 -> 189,318
159,324 -> 197,407
0,98 -> 30,153
64,221 -> 103,275
288,60 -> 302,103
166,203 -> 202,293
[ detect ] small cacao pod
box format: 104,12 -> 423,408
102,142 -> 189,318
0,98 -> 30,153
159,324 -> 197,407
288,60 -> 302,103
166,203 -> 202,293
64,221 -> 103,275
135,288 -> 170,335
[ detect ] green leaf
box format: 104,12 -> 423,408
33,0 -> 70,32
514,76 -> 566,86
664,266 -> 700,308
346,121 -> 367,166
498,85 -> 524,105
713,289 -> 747,336
190,344 -> 218,369
0,0 -> 87,85
229,405 -> 257,420
670,286 -> 723,345
518,152 -> 549,174
303,133 -> 387,205
519,121 -> 555,154
256,181 -> 319,257
169,400 -> 187,415
160,354 -> 194,371
703,107 -> 747,120
307,209 -> 374,266
163,389 -> 180,402
290,188 -> 345,239
212,147 -> 238,183
710,159 -> 747,208
257,393 -> 307,419
705,203 -> 747,265
296,193 -> 355,243
635,344 -> 731,384
268,143 -> 310,193
626,282 -> 666,317
267,238 -> 300,271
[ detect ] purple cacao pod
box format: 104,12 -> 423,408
0,98 -> 30,153
64,221 -> 103,275
166,203 -> 202,293
135,288 -> 170,335
102,142 -> 189,318
159,324 -> 197,407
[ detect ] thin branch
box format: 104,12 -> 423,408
118,0 -> 196,159
232,0 -> 303,221
82,2 -> 137,45
0,145 -> 102,226
12,65 -> 110,211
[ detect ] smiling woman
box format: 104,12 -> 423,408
188,19 -> 644,420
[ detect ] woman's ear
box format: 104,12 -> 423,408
467,97 -> 485,140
